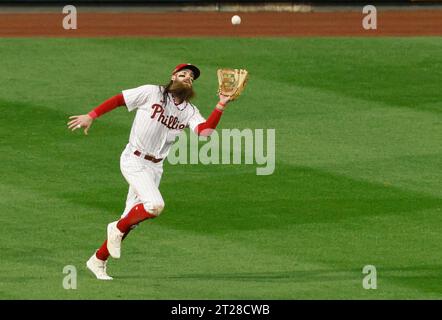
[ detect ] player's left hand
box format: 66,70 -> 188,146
67,114 -> 94,135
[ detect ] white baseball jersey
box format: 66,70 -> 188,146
122,84 -> 205,159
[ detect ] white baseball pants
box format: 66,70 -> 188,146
119,144 -> 165,218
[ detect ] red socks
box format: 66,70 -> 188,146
95,232 -> 132,260
96,240 -> 110,261
95,204 -> 156,261
116,204 -> 156,233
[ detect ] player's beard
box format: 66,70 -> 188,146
167,80 -> 195,102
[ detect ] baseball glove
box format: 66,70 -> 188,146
217,68 -> 249,101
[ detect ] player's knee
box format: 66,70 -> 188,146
142,201 -> 164,217
153,204 -> 164,216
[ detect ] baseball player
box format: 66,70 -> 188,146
68,64 -> 230,280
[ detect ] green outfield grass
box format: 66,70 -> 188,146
0,37 -> 441,299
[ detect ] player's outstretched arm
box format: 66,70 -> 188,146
67,93 -> 126,135
194,94 -> 231,137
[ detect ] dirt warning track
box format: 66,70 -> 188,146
0,11 -> 441,37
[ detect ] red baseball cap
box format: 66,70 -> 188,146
172,63 -> 201,80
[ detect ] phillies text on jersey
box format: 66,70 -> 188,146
122,84 -> 205,159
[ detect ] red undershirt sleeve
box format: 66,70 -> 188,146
195,108 -> 223,137
88,93 -> 126,119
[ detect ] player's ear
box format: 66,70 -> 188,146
171,74 -> 176,81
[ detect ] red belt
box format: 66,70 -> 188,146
133,150 -> 163,163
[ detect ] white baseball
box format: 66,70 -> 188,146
231,15 -> 241,25
77,124 -> 81,129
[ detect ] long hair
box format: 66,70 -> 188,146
160,81 -> 173,106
